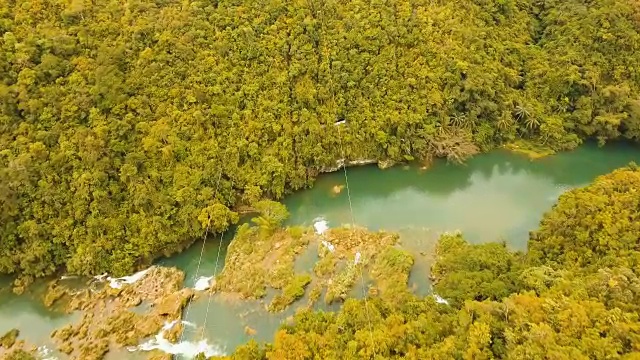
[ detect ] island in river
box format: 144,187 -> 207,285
2,142 -> 640,359
2,0 -> 640,356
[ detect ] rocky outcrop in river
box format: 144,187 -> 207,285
46,266 -> 193,360
319,158 -> 395,173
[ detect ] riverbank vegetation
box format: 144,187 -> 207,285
209,166 -> 640,358
1,0 -> 640,282
216,200 -> 403,311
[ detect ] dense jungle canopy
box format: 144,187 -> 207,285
217,167 -> 640,359
1,0 -> 640,279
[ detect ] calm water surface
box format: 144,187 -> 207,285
3,143 -> 640,358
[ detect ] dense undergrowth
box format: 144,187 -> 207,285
216,199 -> 403,311
209,166 -> 640,359
1,0 -> 640,282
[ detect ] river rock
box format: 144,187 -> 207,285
50,266 -> 190,360
378,159 -> 396,169
146,350 -> 173,360
152,288 -> 194,318
319,158 -> 378,173
244,326 -> 257,336
0,338 -> 37,359
0,328 -> 19,348
44,281 -> 70,308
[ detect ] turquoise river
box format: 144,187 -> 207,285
2,142 -> 640,359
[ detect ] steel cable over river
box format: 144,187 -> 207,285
2,142 -> 640,359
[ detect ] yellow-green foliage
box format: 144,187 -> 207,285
218,222 -> 400,311
504,140 -> 556,160
2,0 -> 640,280
269,274 -> 312,312
369,247 -> 414,302
323,228 -> 399,256
223,168 -> 640,359
529,166 -> 640,270
313,253 -> 337,277
324,263 -> 359,305
431,233 -> 524,307
310,228 -> 400,305
307,285 -> 322,306
216,211 -> 311,298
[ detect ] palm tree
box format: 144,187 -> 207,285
524,116 -> 541,130
450,113 -> 467,128
496,113 -> 514,131
514,103 -> 539,130
514,104 -> 531,121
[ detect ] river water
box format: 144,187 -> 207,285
2,142 -> 640,358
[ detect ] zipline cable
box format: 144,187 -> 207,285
200,228 -> 226,340
121,171 -> 221,359
104,168 -> 221,360
177,170 -> 224,344
335,122 -> 377,358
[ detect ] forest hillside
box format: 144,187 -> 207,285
1,0 -> 640,280
218,166 -> 640,359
